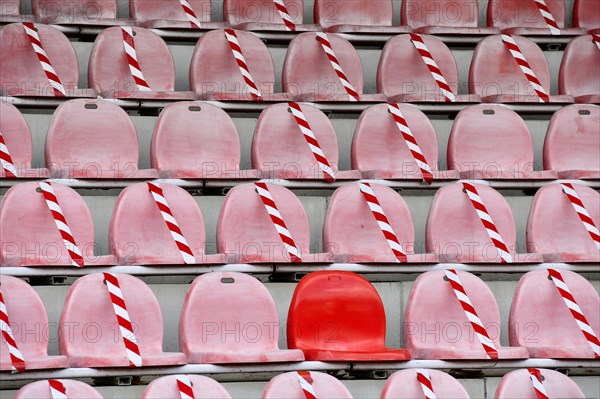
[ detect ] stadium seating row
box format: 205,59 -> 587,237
1,23 -> 599,102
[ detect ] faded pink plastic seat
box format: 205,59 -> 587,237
559,35 -> 600,104
381,369 -> 470,398
510,270 -> 600,359
262,371 -> 353,398
88,26 -> 194,100
573,0 -> 600,33
315,0 -> 410,33
283,32 -> 384,102
224,0 -> 317,32
109,182 -> 223,265
448,104 -> 557,180
494,369 -> 585,398
526,183 -> 600,263
252,103 -> 359,180
0,23 -> 95,97
323,183 -> 436,263
0,182 -> 115,267
59,273 -> 186,368
469,35 -> 573,103
405,270 -> 529,360
0,276 -> 69,371
14,380 -> 103,399
543,105 -> 600,179
32,0 -> 128,25
45,99 -> 157,179
377,34 -> 479,102
180,272 -> 305,364
151,101 -> 258,179
142,375 -> 232,399
130,0 -> 224,29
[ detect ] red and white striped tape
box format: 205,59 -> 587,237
147,182 -> 196,264
297,371 -> 317,399
548,268 -> 600,358
0,131 -> 17,178
176,375 -> 196,399
0,288 -> 26,372
409,34 -> 456,102
48,379 -> 68,399
593,34 -> 600,51
224,29 -> 262,101
121,27 -> 152,92
416,369 -> 437,399
178,0 -> 202,29
532,0 -> 561,35
254,182 -> 302,262
288,102 -> 336,182
462,182 -> 513,263
315,32 -> 359,102
102,272 -> 143,367
387,103 -> 434,184
501,34 -> 549,103
560,183 -> 600,250
273,0 -> 296,31
39,182 -> 84,268
21,23 -> 66,97
359,182 -> 407,263
527,368 -> 549,399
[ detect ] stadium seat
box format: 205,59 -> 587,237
262,371 -> 353,398
109,182 -> 224,265
323,183 -> 436,263
32,0 -> 127,25
510,270 -> 600,359
14,380 -> 103,399
543,105 -> 600,179
0,100 -> 48,178
401,0 -> 499,34
130,0 -> 224,29
251,102 -> 360,180
380,369 -> 470,398
314,0 -> 410,33
224,0 -> 317,31
377,34 -> 479,102
0,182 -> 115,267
351,103 -> 459,181
282,32 -> 384,102
573,0 -> 600,33
59,273 -> 186,368
0,276 -> 69,371
526,183 -> 600,262
447,104 -> 557,179
287,271 -> 411,361
494,369 -> 586,398
180,272 -> 305,364
142,375 -> 232,399
45,99 -> 158,179
470,35 -> 573,103
0,23 -> 95,97
0,0 -> 29,22
88,26 -> 195,100
559,35 -> 600,103
405,270 -> 529,360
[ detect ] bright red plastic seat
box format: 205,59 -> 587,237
0,276 -> 69,371
287,271 -> 411,361
543,105 -> 600,179
130,0 -> 224,29
32,0 -> 126,25
0,182 -> 115,267
262,371 -> 353,398
559,35 -> 600,104
14,380 -> 103,399
59,273 -> 186,368
142,375 -> 232,399
448,104 -> 557,179
405,270 -> 529,360
526,183 -> 600,262
224,0 -> 316,31
381,369 -> 470,398
402,0 -> 499,34
495,369 -> 585,398
180,272 -> 304,364
314,0 -> 410,33
45,99 -> 157,179
573,0 -> 600,33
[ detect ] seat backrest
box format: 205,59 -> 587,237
282,32 -> 364,99
426,182 -> 516,261
287,271 -> 389,353
351,103 -> 439,173
447,104 -> 535,174
559,35 -> 600,97
109,183 -> 208,264
381,369 -> 470,399
314,0 -> 393,28
0,100 -> 33,176
543,105 -> 600,172
142,375 -> 232,399
401,0 -> 480,29
494,369 -> 585,399
45,99 -> 141,179
88,26 -> 175,94
0,0 -> 20,16
573,0 -> 600,29
130,0 -> 212,24
14,380 -> 103,399
224,0 -> 304,26
189,29 -> 275,97
262,371 -> 353,398
377,34 -> 458,99
32,0 -> 117,23
251,103 -> 340,177
487,0 -> 566,29
0,182 -> 95,266
0,23 -> 80,96
526,183 -> 600,255
216,183 -> 311,262
323,183 -> 415,258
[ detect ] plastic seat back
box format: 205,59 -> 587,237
262,371 -> 353,398
488,0 -> 566,29
0,100 -> 33,177
0,0 -> 20,17
224,0 -> 304,26
130,0 -> 212,25
32,0 -> 117,24
494,369 -> 585,398
401,0 -> 480,29
573,0 -> 600,30
559,35 -> 600,98
381,369 -> 470,399
142,375 -> 232,399
14,380 -> 103,399
314,0 -> 393,28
